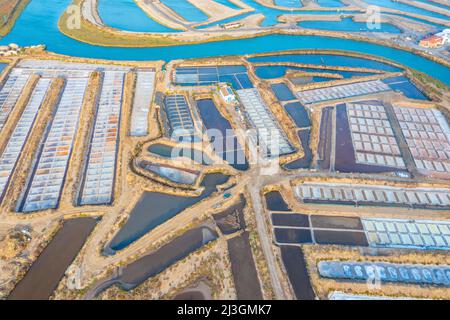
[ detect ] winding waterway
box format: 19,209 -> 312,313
0,0 -> 449,85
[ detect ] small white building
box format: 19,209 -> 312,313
436,29 -> 450,44
219,85 -> 236,103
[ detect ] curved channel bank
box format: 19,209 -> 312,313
0,0 -> 449,85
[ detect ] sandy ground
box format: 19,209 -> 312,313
87,239 -> 237,300
135,0 -> 189,30
0,50 -> 448,300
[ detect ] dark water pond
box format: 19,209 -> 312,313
196,99 -> 248,171
107,173 -> 229,252
264,191 -> 291,211
8,218 -> 98,300
117,226 -> 218,290
284,103 -> 311,128
271,83 -> 296,101
280,246 -> 315,300
227,231 -> 263,300
284,130 -> 312,170
382,76 -> 429,100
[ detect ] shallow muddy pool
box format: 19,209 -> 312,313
107,173 -> 229,252
8,217 -> 98,300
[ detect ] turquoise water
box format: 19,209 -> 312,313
97,0 -> 176,32
0,0 -> 449,86
364,0 -> 450,21
384,12 -> 446,29
255,65 -> 376,79
160,0 -> 208,22
317,0 -> 345,8
299,17 -> 402,33
214,0 -> 242,10
249,54 -> 401,72
275,0 -> 303,8
414,0 -> 450,11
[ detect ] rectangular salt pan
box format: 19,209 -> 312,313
79,71 -> 125,206
21,78 -> 89,212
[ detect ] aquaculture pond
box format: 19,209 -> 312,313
275,0 -> 303,7
283,130 -> 313,170
214,0 -> 242,10
160,0 -> 209,23
280,246 -> 315,300
271,213 -> 310,228
317,0 -> 345,7
117,226 -> 218,290
414,0 -> 450,11
107,173 -> 229,252
139,160 -> 199,185
196,99 -> 249,171
274,215 -> 369,246
97,0 -> 176,32
382,76 -> 430,100
265,190 -> 291,211
8,218 -> 98,300
299,17 -> 402,33
249,54 -> 401,72
283,102 -> 311,128
255,65 -> 377,80
148,143 -> 213,165
227,232 -> 263,299
317,107 -> 333,170
271,83 -> 297,101
364,0 -> 450,21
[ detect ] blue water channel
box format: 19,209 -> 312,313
0,0 -> 449,86
299,17 -> 402,33
97,0 -> 176,32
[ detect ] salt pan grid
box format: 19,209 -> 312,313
164,94 -> 197,140
130,70 -> 155,136
17,59 -> 130,73
15,60 -> 131,81
0,69 -> 31,132
79,71 -> 125,206
296,183 -> 450,208
21,78 -> 89,212
362,218 -> 450,250
318,261 -> 450,286
297,80 -> 391,104
347,102 -> 405,168
394,106 -> 450,175
0,78 -> 51,202
237,88 -> 294,157
174,65 -> 253,90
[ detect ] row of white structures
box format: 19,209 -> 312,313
237,88 -> 294,157
0,60 -> 155,212
295,183 -> 450,208
297,80 -> 391,105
